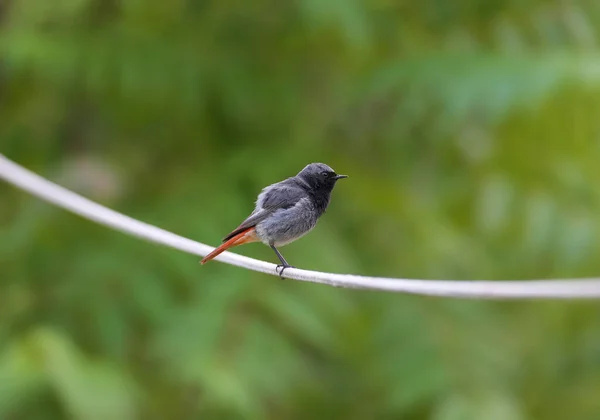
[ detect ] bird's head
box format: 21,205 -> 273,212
297,163 -> 348,191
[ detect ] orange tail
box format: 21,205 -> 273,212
200,227 -> 258,264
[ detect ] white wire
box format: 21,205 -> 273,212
2,153 -> 600,299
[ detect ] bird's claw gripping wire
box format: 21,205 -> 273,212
276,264 -> 295,279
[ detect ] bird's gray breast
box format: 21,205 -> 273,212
255,197 -> 318,247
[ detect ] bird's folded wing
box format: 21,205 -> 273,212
221,183 -> 304,242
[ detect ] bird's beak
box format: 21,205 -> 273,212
334,174 -> 348,180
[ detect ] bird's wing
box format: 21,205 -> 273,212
221,181 -> 305,242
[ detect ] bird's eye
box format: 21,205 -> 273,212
321,171 -> 329,177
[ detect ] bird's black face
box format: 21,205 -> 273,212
318,168 -> 348,184
298,163 -> 348,190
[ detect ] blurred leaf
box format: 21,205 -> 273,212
32,328 -> 139,420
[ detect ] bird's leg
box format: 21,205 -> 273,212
270,245 -> 294,278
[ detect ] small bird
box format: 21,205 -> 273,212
201,163 -> 348,275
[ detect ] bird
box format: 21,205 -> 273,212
200,163 -> 348,276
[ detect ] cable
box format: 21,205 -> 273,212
2,153 -> 600,299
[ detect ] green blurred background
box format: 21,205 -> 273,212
2,0 -> 600,419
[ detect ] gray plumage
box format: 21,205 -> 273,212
213,163 -> 347,273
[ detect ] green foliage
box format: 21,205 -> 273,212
2,0 -> 600,418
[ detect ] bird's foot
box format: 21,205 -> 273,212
276,264 -> 295,279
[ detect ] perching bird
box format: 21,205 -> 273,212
200,163 -> 348,275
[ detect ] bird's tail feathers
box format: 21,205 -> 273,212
200,227 -> 258,264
